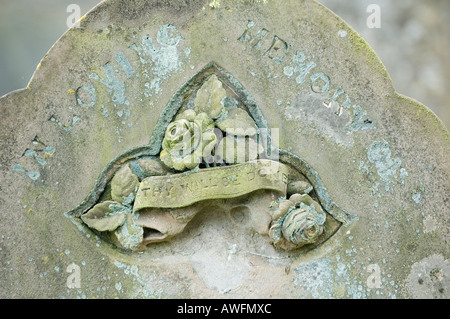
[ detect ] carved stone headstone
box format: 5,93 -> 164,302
0,0 -> 448,299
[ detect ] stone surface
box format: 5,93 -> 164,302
2,1 -> 449,131
0,0 -> 449,299
317,0 -> 450,131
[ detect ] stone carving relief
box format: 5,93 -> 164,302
68,64 -> 355,252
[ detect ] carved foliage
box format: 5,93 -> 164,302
160,74 -> 264,171
269,194 -> 326,251
76,73 -> 342,253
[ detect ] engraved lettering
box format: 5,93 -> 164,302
264,36 -> 291,64
310,72 -> 330,93
73,67 -> 351,253
89,62 -> 127,105
282,173 -> 288,184
50,115 -> 81,132
237,22 -> 376,134
223,176 -> 231,187
326,87 -> 352,109
76,86 -> 96,107
283,51 -> 317,84
12,136 -> 56,181
238,20 -> 270,50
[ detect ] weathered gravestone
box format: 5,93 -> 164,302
0,0 -> 449,299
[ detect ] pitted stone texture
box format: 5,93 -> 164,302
0,0 -> 448,298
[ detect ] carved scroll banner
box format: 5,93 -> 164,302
133,159 -> 289,212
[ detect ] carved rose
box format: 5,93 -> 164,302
160,109 -> 217,171
269,193 -> 326,250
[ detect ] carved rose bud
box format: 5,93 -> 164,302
160,109 -> 217,171
269,193 -> 326,250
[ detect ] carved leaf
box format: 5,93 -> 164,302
215,108 -> 258,136
81,201 -> 126,232
215,135 -> 264,164
287,180 -> 313,196
194,74 -> 226,119
174,109 -> 196,121
272,199 -> 294,220
215,135 -> 236,164
137,158 -> 169,177
111,164 -> 139,203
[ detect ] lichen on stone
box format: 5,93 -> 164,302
111,212 -> 144,251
